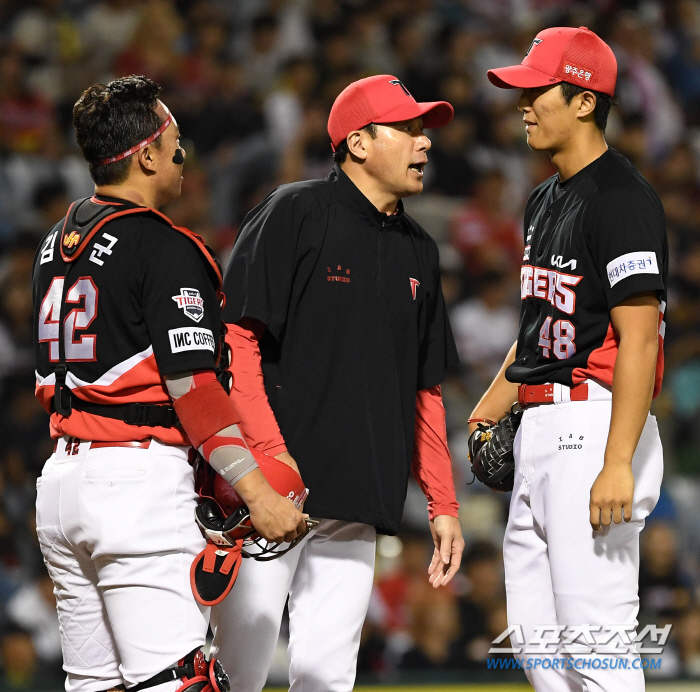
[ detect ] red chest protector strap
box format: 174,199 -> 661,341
52,197 -> 224,426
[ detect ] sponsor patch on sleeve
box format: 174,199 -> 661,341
168,327 -> 216,353
606,251 -> 659,288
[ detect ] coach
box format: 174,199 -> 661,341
210,75 -> 464,691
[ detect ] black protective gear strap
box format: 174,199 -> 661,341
129,649 -> 229,692
215,323 -> 231,395
72,397 -> 178,428
53,364 -> 72,417
52,263 -> 74,417
129,664 -> 189,691
50,395 -> 179,428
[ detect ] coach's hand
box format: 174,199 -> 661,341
428,515 -> 464,589
274,452 -> 305,513
234,469 -> 307,544
589,462 -> 635,531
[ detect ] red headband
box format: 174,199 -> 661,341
96,107 -> 173,166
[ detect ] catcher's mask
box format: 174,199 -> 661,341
191,450 -> 316,605
195,449 -> 316,561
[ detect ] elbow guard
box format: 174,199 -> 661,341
171,371 -> 258,485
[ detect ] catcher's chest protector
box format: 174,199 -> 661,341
39,196 -> 226,427
58,196 -> 222,290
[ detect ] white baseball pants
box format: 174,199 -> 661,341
35,438 -> 208,692
210,518 -> 376,692
505,385 -> 663,692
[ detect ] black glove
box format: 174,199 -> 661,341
468,407 -> 523,492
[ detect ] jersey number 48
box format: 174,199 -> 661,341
538,316 -> 576,359
38,277 -> 98,362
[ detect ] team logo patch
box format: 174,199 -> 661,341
606,251 -> 659,288
389,79 -> 412,97
168,327 -> 215,353
63,231 -> 81,249
172,288 -> 204,322
525,38 -> 542,57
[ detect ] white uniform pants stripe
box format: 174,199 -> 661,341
505,400 -> 663,691
210,519 -> 376,692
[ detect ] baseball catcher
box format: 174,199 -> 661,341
32,76 -> 307,692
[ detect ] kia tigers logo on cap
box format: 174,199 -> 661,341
525,38 -> 542,57
389,79 -> 412,97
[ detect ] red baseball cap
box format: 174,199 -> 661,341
327,74 -> 454,149
487,27 -> 617,97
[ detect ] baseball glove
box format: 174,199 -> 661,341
468,407 -> 523,492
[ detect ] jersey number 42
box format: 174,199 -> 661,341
38,277 -> 98,362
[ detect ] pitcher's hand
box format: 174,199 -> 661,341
590,463 -> 634,531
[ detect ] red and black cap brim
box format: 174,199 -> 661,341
372,100 -> 454,129
487,65 -> 561,90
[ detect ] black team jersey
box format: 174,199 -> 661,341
506,149 -> 668,396
33,196 -> 221,444
222,165 -> 459,534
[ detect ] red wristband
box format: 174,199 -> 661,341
468,418 -> 497,426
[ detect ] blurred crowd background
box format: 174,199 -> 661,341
1,0 -> 700,687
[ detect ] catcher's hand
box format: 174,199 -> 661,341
468,407 -> 523,492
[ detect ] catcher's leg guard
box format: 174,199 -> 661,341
129,649 -> 229,692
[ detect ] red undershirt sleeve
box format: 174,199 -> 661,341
412,385 -> 459,520
224,317 -> 287,456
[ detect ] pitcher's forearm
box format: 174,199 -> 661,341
469,341 -> 520,432
604,295 -> 660,467
605,336 -> 657,466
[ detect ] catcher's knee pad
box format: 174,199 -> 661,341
129,648 -> 229,692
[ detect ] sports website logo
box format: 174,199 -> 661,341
172,288 -> 205,322
487,624 -> 671,673
488,657 -> 662,672
489,623 -> 671,655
